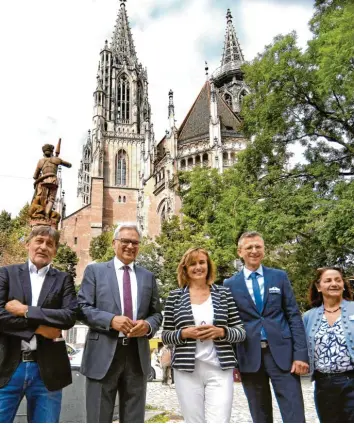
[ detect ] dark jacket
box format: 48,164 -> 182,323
0,262 -> 78,391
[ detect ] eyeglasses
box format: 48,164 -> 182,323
115,238 -> 140,247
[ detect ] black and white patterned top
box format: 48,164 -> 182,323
162,285 -> 246,371
314,315 -> 354,373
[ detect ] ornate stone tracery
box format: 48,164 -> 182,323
65,2 -> 252,281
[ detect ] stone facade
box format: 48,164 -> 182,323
61,3 -> 249,282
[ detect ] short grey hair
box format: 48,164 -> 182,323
237,231 -> 263,248
113,223 -> 141,240
26,226 -> 60,247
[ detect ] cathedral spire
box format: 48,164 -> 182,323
111,0 -> 137,62
168,89 -> 175,129
221,8 -> 244,67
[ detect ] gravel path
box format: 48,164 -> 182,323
146,377 -> 319,422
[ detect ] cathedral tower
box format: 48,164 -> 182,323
62,0 -> 154,280
62,5 -> 249,281
212,9 -> 249,113
77,0 -> 153,207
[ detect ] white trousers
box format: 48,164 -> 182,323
174,359 -> 234,423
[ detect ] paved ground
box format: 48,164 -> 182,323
146,377 -> 319,423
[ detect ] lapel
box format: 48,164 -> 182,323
107,260 -> 122,313
236,272 -> 258,313
210,285 -> 221,325
134,265 -> 144,313
18,262 -> 32,306
181,286 -> 195,325
37,266 -> 57,306
262,266 -> 272,309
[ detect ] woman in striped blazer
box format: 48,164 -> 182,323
162,247 -> 246,423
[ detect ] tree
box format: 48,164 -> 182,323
85,1 -> 354,307
53,244 -> 79,280
0,207 -> 28,266
135,237 -> 161,281
222,0 -> 354,306
89,230 -> 114,262
0,204 -> 80,282
0,211 -> 12,233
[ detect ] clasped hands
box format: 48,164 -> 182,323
110,315 -> 149,337
5,299 -> 62,340
181,325 -> 225,341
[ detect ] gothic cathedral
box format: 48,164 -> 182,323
61,1 -> 249,280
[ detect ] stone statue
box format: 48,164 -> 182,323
29,140 -> 71,228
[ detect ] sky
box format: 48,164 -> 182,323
0,0 -> 314,218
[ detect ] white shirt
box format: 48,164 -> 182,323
21,260 -> 51,351
243,265 -> 265,305
191,296 -> 219,367
113,257 -> 138,337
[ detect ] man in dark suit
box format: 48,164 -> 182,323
224,231 -> 309,423
0,226 -> 78,423
78,223 -> 162,423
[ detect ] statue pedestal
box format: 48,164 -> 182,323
30,218 -> 58,229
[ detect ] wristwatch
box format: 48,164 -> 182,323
24,308 -> 29,319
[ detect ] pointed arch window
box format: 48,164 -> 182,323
116,149 -> 127,186
116,74 -> 130,123
161,205 -> 167,223
224,93 -> 232,107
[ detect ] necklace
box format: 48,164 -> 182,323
324,306 -> 341,313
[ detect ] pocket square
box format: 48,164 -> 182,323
349,314 -> 354,321
269,287 -> 281,294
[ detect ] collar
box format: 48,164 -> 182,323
114,256 -> 135,271
243,265 -> 263,280
181,284 -> 216,294
28,259 -> 51,277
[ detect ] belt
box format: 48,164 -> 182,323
117,337 -> 130,346
21,350 -> 37,362
260,341 -> 269,349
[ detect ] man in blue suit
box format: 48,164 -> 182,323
224,231 -> 309,423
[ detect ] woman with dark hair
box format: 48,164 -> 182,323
303,267 -> 354,423
162,247 -> 246,423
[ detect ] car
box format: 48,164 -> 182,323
66,343 -> 84,369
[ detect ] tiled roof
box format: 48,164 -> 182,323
177,81 -> 241,143
178,82 -> 210,142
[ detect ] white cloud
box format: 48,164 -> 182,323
0,0 -> 313,218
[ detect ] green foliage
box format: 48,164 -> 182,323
0,211 -> 12,233
12,204 -> 30,234
86,1 -> 354,308
0,229 -> 27,266
156,1 -> 354,308
53,243 -> 79,280
146,413 -> 169,423
135,237 -> 161,280
89,230 -> 114,262
0,205 -> 29,266
0,204 -> 79,282
241,0 -> 354,186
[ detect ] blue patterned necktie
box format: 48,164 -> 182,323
250,272 -> 267,340
250,272 -> 263,313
